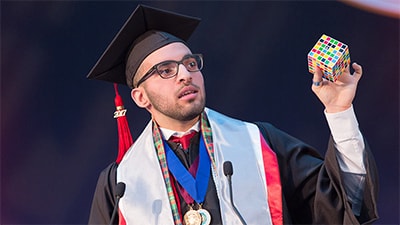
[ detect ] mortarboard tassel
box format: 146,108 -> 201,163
113,83 -> 133,164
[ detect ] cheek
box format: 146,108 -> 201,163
146,84 -> 172,102
196,76 -> 206,94
193,73 -> 205,85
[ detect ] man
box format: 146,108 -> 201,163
87,4 -> 378,225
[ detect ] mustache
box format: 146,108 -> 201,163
181,80 -> 199,89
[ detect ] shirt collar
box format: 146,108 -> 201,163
159,121 -> 200,140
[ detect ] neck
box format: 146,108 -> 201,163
153,115 -> 200,132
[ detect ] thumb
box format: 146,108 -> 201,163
352,62 -> 363,80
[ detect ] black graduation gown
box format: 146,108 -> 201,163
88,122 -> 379,225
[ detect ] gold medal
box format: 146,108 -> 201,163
183,208 -> 202,225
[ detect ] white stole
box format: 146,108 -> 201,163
117,108 -> 273,224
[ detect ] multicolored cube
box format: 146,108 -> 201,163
307,34 -> 350,82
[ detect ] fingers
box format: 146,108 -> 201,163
311,67 -> 324,89
352,62 -> 362,79
312,67 -> 323,82
311,62 -> 362,88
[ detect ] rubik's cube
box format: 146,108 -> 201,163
307,34 -> 350,82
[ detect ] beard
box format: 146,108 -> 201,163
146,89 -> 206,122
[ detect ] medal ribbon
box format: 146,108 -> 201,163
164,134 -> 210,203
152,112 -> 215,225
177,157 -> 199,204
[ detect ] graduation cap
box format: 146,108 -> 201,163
86,4 -> 201,89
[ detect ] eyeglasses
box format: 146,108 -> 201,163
135,54 -> 203,88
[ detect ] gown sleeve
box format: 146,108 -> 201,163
88,162 -> 119,225
255,122 -> 379,225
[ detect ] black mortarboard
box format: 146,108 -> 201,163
87,4 -> 201,88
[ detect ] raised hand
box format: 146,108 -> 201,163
311,62 -> 362,113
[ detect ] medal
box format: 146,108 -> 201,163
183,205 -> 212,225
164,133 -> 212,225
183,208 -> 202,225
198,208 -> 211,225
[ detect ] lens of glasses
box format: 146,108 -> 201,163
182,54 -> 203,72
156,61 -> 179,78
156,54 -> 203,78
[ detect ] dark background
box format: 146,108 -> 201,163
1,1 -> 399,224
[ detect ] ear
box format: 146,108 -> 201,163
131,88 -> 150,109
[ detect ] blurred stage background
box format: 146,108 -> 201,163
1,1 -> 399,224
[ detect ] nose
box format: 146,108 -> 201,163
176,64 -> 192,83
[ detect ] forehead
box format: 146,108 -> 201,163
142,42 -> 192,67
